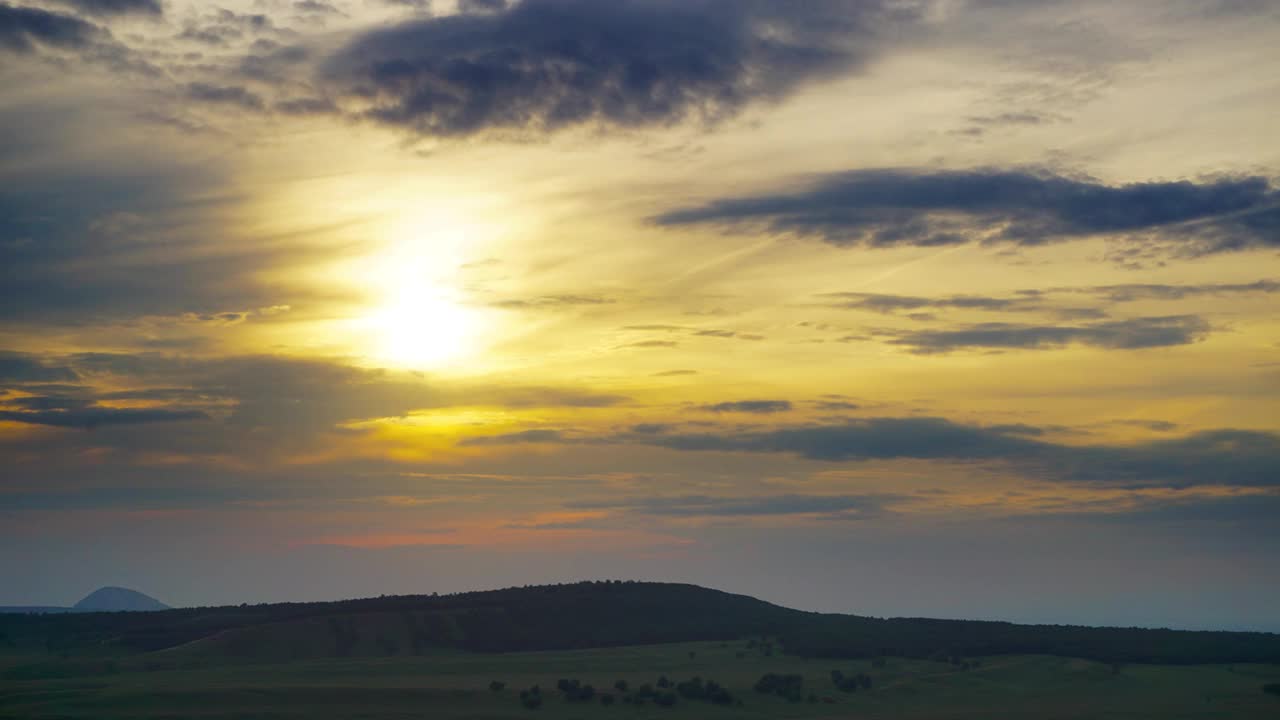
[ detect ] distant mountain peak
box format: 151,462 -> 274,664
73,586 -> 168,612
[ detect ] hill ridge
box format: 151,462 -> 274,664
2,581 -> 1278,666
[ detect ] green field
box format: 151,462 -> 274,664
3,639 -> 1279,719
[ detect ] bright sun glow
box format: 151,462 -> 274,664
369,286 -> 477,368
354,208 -> 499,369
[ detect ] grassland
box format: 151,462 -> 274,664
3,639 -> 1279,719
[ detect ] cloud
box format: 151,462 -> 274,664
653,168 -> 1280,256
821,281 -> 1279,320
0,352 -> 79,383
622,340 -> 679,349
568,493 -> 900,518
458,429 -> 564,446
46,0 -> 162,18
814,400 -> 860,411
458,0 -> 507,12
0,352 -> 633,462
622,324 -> 766,343
0,406 -> 208,429
824,292 -> 1034,314
294,0 -> 342,15
320,0 -> 918,137
884,315 -> 1211,354
1109,419 -> 1180,432
1071,280 -> 1280,302
274,96 -> 338,115
633,417 -> 1280,488
649,417 -> 1040,461
0,3 -> 102,54
492,294 -> 616,310
184,82 -> 266,111
698,400 -> 793,414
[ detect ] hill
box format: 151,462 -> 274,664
1,581 -> 1278,667
73,587 -> 169,612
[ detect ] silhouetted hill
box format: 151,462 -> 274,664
74,587 -> 169,612
2,581 -> 1278,667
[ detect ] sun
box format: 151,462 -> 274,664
368,285 -> 476,368
345,206 -> 506,369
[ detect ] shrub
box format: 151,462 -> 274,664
754,672 -> 804,701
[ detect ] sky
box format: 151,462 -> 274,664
1,0 -> 1278,631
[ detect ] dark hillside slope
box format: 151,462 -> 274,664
2,581 -> 1278,667
0,582 -> 800,659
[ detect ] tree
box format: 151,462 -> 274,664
489,680 -> 505,692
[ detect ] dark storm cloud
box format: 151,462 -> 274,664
0,3 -> 100,53
653,168 -> 1280,255
884,315 -> 1211,354
568,493 -> 901,518
697,400 -> 793,414
320,0 -> 918,137
46,0 -> 162,17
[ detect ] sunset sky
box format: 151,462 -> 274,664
1,0 -> 1277,630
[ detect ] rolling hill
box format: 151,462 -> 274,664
2,581 -> 1278,668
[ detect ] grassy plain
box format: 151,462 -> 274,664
2,639 -> 1279,719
